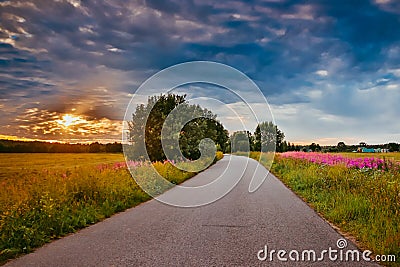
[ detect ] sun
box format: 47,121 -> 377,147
57,114 -> 80,127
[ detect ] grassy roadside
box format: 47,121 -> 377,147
247,152 -> 399,266
0,152 -> 224,264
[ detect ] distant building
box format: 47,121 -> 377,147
357,147 -> 389,153
357,147 -> 375,153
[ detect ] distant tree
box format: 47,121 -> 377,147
309,143 -> 321,152
387,142 -> 400,152
359,142 -> 367,147
0,139 -> 120,153
89,142 -> 101,153
288,142 -> 296,151
246,131 -> 255,151
231,131 -> 251,152
337,141 -> 347,152
254,121 -> 285,152
281,140 -> 288,152
214,121 -> 230,153
328,146 -> 338,152
309,143 -> 316,152
105,142 -> 122,153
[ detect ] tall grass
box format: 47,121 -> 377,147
0,153 -> 224,264
248,152 -> 399,266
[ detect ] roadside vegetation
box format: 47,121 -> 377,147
0,152 -> 223,264
247,151 -> 399,266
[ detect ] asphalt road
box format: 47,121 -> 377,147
6,155 -> 380,266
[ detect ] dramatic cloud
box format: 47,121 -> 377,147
0,0 -> 399,144
14,107 -> 122,142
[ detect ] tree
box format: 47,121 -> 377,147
387,142 -> 399,152
231,131 -> 251,152
215,121 -> 230,152
254,121 -> 285,152
128,94 -> 186,161
178,116 -> 227,160
89,142 -> 101,153
337,141 -> 347,152
128,94 -> 228,161
281,140 -> 288,152
309,142 -> 321,152
105,142 -> 122,153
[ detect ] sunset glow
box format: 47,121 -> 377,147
57,114 -> 81,127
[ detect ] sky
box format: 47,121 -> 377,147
0,0 -> 399,145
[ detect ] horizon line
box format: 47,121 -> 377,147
0,134 -> 397,147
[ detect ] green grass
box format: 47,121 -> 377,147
247,152 -> 399,266
0,153 -> 223,264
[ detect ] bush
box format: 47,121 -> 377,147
215,151 -> 224,161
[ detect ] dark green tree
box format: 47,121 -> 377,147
309,142 -> 321,152
128,94 -> 228,161
128,94 -> 185,161
387,142 -> 399,152
337,141 -> 347,152
254,121 -> 285,152
281,140 -> 288,152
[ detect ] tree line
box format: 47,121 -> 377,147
0,140 -> 122,153
229,121 -> 286,153
273,141 -> 400,153
329,141 -> 399,152
126,94 -> 292,160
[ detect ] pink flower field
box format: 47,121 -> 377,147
280,152 -> 400,171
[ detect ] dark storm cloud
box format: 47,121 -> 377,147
0,0 -> 399,143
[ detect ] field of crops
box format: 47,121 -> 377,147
258,152 -> 399,265
0,153 -> 125,180
0,152 -> 223,263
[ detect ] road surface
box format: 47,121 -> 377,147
5,155 -> 379,266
